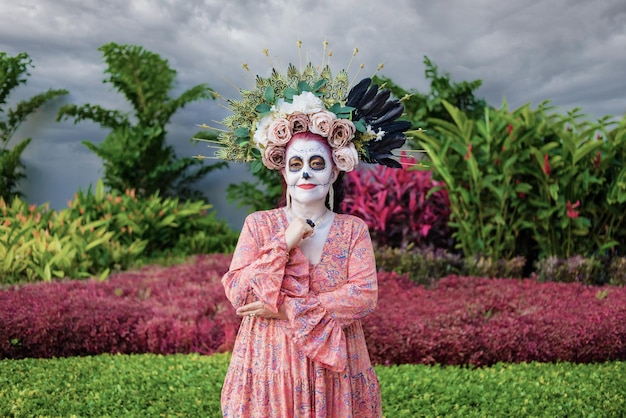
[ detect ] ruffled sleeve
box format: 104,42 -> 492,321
221,211 -> 309,312
280,218 -> 378,372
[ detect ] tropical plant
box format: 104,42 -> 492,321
342,154 -> 451,249
68,179 -> 238,258
56,42 -> 224,200
373,55 -> 488,140
414,100 -> 535,260
0,180 -> 238,284
520,108 -> 624,258
0,51 -> 68,203
415,100 -> 626,261
226,166 -> 284,212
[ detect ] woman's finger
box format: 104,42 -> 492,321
238,301 -> 273,317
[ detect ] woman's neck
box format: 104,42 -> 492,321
288,200 -> 328,220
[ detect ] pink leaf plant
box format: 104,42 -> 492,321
342,154 -> 451,249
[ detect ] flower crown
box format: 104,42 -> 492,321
198,45 -> 411,173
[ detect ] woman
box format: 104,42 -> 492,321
208,50 -> 411,417
222,131 -> 381,417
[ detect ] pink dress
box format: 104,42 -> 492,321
221,208 -> 382,417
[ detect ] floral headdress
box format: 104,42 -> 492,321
197,43 -> 411,173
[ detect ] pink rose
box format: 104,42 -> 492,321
288,112 -> 309,135
262,144 -> 286,170
267,118 -> 291,146
309,110 -> 336,138
328,119 -> 356,148
332,143 -> 359,172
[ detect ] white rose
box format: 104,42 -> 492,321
278,91 -> 324,115
253,114 -> 274,149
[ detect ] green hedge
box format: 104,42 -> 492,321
2,353 -> 625,417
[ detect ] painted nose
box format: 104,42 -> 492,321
302,171 -> 311,180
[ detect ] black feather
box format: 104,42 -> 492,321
361,89 -> 392,118
357,84 -> 379,110
369,103 -> 404,126
371,120 -> 412,136
365,136 -> 406,159
346,78 -> 371,107
367,100 -> 398,121
378,157 -> 403,168
364,149 -> 403,168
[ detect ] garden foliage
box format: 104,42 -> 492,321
341,154 -> 451,249
3,255 -> 626,367
226,167 -> 284,212
367,271 -> 626,367
415,101 -> 626,261
2,353 -> 626,417
0,51 -> 68,203
374,246 -> 526,286
56,42 -> 223,200
0,181 -> 237,284
0,255 -> 237,358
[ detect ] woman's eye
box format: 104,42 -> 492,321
310,157 -> 326,170
289,158 -> 303,171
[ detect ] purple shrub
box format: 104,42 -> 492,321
342,155 -> 451,249
3,254 -> 626,367
364,272 -> 626,366
0,254 -> 241,359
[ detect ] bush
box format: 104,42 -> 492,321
365,272 -> 626,367
0,353 -> 228,417
67,179 -> 238,258
0,180 -> 238,284
376,361 -> 626,417
2,353 -> 626,417
374,245 -> 525,286
4,255 -> 626,369
0,198 -> 131,283
416,102 -> 626,261
0,255 -> 238,359
533,254 -> 626,286
342,155 -> 452,250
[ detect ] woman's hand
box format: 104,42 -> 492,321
236,301 -> 288,320
284,217 -> 314,251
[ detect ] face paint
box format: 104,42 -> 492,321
284,137 -> 334,205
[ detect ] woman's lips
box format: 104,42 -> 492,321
298,184 -> 317,190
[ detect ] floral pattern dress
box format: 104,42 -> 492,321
221,208 -> 382,417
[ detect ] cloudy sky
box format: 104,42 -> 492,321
1,0 -> 625,228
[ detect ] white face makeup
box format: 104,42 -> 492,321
284,137 -> 335,206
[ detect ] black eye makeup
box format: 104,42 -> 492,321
288,157 -> 303,172
288,155 -> 327,172
309,155 -> 326,170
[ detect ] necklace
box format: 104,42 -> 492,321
289,209 -> 328,229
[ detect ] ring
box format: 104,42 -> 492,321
306,219 -> 315,228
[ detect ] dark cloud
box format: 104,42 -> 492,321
1,0 -> 624,227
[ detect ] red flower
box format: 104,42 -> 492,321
515,179 -> 525,199
592,150 -> 601,170
464,143 -> 473,160
566,200 -> 580,219
543,154 -> 551,176
507,124 -> 513,135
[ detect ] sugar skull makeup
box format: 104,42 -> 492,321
284,137 -> 335,205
